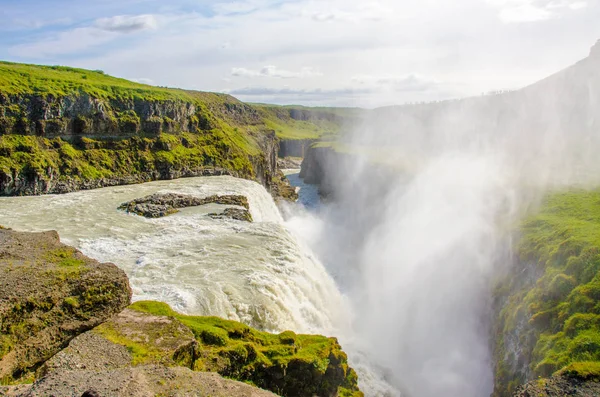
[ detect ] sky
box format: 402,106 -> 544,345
0,0 -> 599,107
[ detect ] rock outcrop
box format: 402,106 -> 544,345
278,139 -> 315,158
118,193 -> 250,218
208,207 -> 253,222
42,300 -> 363,397
0,228 -> 131,382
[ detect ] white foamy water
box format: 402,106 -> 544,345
0,176 -> 346,335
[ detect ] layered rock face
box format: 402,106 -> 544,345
278,139 -> 314,158
0,93 -> 203,138
0,228 -> 131,382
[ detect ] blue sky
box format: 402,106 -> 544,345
1,0 -> 599,107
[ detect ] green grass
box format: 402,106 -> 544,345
253,104 -> 360,140
127,301 -> 363,397
494,190 -> 600,393
0,62 -> 190,101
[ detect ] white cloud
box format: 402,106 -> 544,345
486,0 -> 588,23
231,65 -> 323,79
352,74 -> 440,92
95,14 -> 157,33
5,0 -> 599,106
305,1 -> 394,23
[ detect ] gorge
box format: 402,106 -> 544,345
2,41 -> 600,397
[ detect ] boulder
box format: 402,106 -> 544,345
0,228 -> 131,382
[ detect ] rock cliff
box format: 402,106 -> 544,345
0,63 -> 348,198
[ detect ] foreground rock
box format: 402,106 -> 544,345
37,300 -> 363,397
9,365 -> 279,397
0,228 -> 131,382
118,193 -> 250,218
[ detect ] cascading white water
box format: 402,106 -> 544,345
0,174 -> 400,395
0,176 -> 346,334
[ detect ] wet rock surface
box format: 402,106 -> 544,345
208,207 -> 253,222
118,192 -> 249,218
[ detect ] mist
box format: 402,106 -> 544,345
285,42 -> 600,396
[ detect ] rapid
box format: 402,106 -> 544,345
0,174 -> 398,396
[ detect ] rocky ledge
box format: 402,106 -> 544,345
0,227 -> 131,383
118,192 -> 250,219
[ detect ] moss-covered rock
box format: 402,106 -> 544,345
492,190 -> 600,396
0,228 -> 131,383
40,308 -> 197,376
131,301 -> 363,397
48,300 -> 362,397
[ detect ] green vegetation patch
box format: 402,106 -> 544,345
129,301 -> 363,397
253,104 -> 360,140
0,62 -> 190,101
0,132 -> 255,191
494,190 -> 600,394
44,247 -> 86,268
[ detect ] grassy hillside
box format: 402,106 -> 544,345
494,190 -> 600,394
0,61 -> 355,195
0,61 -> 348,141
252,103 -> 363,140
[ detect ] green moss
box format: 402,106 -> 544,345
44,247 -> 85,268
559,361 -> 600,380
0,132 -> 256,187
128,301 -> 363,397
494,189 -> 600,394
